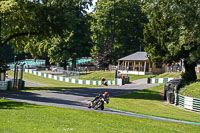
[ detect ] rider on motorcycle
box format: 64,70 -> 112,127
101,77 -> 108,86
93,91 -> 109,104
88,92 -> 110,109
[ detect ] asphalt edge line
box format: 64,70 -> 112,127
105,107 -> 200,126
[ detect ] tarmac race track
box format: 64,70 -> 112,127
0,79 -> 155,110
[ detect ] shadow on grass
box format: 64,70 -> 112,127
79,72 -> 92,75
116,89 -> 162,101
23,86 -> 90,91
0,100 -> 41,109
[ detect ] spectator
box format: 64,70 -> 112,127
85,67 -> 88,73
121,75 -> 125,79
167,63 -> 170,72
176,63 -> 180,72
171,63 -> 174,72
121,75 -> 125,85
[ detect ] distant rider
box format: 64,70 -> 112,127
101,77 -> 108,86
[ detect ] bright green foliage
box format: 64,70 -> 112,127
142,0 -> 200,83
34,0 -> 93,69
1,0 -> 71,46
90,0 -> 146,68
0,0 -> 90,58
43,14 -> 92,68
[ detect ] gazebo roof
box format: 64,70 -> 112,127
118,52 -> 148,61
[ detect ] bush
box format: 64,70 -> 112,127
181,72 -> 196,86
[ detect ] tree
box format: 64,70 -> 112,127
39,0 -> 93,70
0,0 -> 80,64
91,0 -> 146,68
142,0 -> 200,84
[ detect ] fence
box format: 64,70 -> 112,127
163,78 -> 200,112
51,66 -> 97,72
8,59 -> 45,69
25,69 -> 117,86
57,70 -> 80,79
177,94 -> 200,112
0,81 -> 8,90
109,65 -> 117,71
147,78 -> 177,84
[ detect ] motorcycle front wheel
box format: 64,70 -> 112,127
100,103 -> 104,110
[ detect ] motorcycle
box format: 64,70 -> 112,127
103,81 -> 108,86
88,97 -> 105,110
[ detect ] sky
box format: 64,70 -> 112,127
88,0 -> 97,12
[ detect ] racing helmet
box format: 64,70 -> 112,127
104,92 -> 109,95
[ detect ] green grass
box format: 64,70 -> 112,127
178,73 -> 200,98
106,84 -> 200,123
7,71 -> 102,90
80,71 -> 115,80
197,73 -> 200,79
80,71 -> 153,81
128,74 -> 154,81
179,81 -> 200,98
154,72 -> 182,78
0,99 -> 199,133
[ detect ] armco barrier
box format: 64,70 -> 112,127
25,69 -> 117,86
148,78 -> 177,84
161,78 -> 199,112
178,94 -> 200,112
0,81 -> 8,90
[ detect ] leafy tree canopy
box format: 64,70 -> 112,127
142,0 -> 200,83
0,0 -> 92,70
91,0 -> 146,68
0,0 -> 85,57
37,0 -> 93,69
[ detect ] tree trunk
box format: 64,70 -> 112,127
0,19 -> 2,49
72,56 -> 76,70
182,60 -> 197,84
63,60 -> 67,70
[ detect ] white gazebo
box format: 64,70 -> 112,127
117,52 -> 165,75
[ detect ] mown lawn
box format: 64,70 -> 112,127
179,81 -> 200,98
79,71 -> 115,80
106,84 -> 200,123
154,72 -> 182,78
178,73 -> 200,98
79,71 -> 153,81
0,99 -> 199,133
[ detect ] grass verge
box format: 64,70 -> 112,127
179,81 -> 200,98
154,72 -> 182,78
79,71 -> 153,81
106,84 -> 200,123
0,99 -> 199,133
